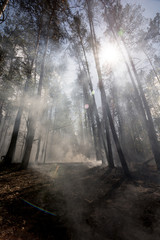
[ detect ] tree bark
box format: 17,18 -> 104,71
75,33 -> 111,165
1,106 -> 23,166
124,45 -> 160,170
0,0 -> 9,18
143,49 -> 160,84
86,0 -> 130,176
82,79 -> 104,161
35,137 -> 41,163
21,113 -> 35,169
20,15 -> 51,169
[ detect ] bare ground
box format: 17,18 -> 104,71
1,162 -> 160,240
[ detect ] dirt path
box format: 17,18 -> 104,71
1,163 -> 160,240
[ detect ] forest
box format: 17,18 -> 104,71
0,0 -> 160,239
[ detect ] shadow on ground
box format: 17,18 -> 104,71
1,163 -> 160,240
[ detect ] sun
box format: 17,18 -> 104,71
99,42 -> 120,65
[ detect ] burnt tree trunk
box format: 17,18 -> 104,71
20,13 -> 53,169
75,31 -> 111,166
1,106 -> 23,166
35,136 -> 41,163
86,0 -> 130,176
125,47 -> 160,170
21,114 -> 35,169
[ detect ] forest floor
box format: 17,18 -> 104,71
1,161 -> 160,240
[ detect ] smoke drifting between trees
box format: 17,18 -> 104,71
0,0 -> 160,176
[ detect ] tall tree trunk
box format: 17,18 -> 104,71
1,21 -> 42,168
76,36 -> 111,166
1,73 -> 33,167
21,113 -> 35,169
100,83 -> 130,176
82,80 -> 104,161
20,128 -> 26,159
35,136 -> 41,163
37,13 -> 53,96
34,21 -> 43,164
79,108 -> 85,145
33,14 -> 53,165
117,34 -> 160,168
0,107 -> 9,144
1,106 -> 23,165
102,2 -> 160,170
0,100 -> 4,126
86,0 -> 130,176
43,129 -> 49,164
43,106 -> 52,163
41,141 -> 45,163
102,100 -> 114,168
143,49 -> 160,84
124,44 -> 160,170
81,6 -> 114,167
76,47 -> 106,161
0,114 -> 11,153
20,16 -> 52,169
